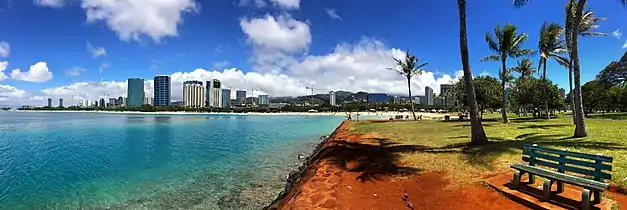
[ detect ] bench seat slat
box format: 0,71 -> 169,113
523,150 -> 612,171
511,164 -> 609,191
523,145 -> 613,162
522,157 -> 612,180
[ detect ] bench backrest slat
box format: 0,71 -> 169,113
521,144 -> 613,181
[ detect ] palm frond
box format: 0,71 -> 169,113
485,32 -> 500,53
579,32 -> 607,37
553,55 -> 570,68
481,55 -> 500,62
513,0 -> 531,8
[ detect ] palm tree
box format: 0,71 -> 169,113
511,58 -> 537,79
481,23 -> 534,123
387,51 -> 428,121
457,0 -> 487,145
514,0 -> 626,138
538,21 -> 568,119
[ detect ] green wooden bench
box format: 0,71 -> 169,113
510,144 -> 613,210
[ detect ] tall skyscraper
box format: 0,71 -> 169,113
221,89 -> 231,108
559,88 -> 566,99
440,84 -> 453,107
59,98 -> 63,107
258,94 -> 269,105
329,91 -> 336,106
154,75 -> 171,106
47,98 -> 52,107
99,98 -> 105,108
207,79 -> 222,107
425,86 -> 434,106
183,81 -> 205,108
143,97 -> 154,106
127,78 -> 144,107
236,90 -> 246,105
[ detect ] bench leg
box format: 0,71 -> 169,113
528,173 -> 535,184
542,180 -> 553,202
592,190 -> 601,204
513,171 -> 523,189
556,181 -> 563,193
581,189 -> 591,210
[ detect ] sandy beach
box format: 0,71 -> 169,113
14,110 -> 449,120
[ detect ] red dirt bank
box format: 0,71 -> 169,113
266,120 -> 526,210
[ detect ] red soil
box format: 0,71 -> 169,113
267,120 -> 527,210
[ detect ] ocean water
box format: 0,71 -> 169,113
0,112 -> 343,209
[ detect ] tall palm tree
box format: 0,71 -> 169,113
514,0 -> 626,138
481,23 -> 534,123
511,58 -> 537,79
457,0 -> 487,145
538,21 -> 568,119
387,51 -> 428,121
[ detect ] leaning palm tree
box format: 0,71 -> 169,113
538,21 -> 568,119
514,0 -> 626,137
511,58 -> 537,79
457,0 -> 487,145
387,51 -> 428,121
481,23 -> 534,123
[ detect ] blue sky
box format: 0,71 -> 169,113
0,0 -> 626,106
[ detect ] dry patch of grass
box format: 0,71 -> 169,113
348,116 -> 627,187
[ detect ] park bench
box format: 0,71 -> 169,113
510,144 -> 613,210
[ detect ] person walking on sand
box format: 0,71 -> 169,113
347,113 -> 352,120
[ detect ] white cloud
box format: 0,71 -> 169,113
623,40 -> 627,49
10,62 -> 53,83
0,85 -> 27,103
0,61 -> 8,81
612,29 -> 622,39
325,8 -> 341,20
99,62 -> 109,73
238,0 -> 266,7
81,0 -> 199,42
66,67 -> 86,77
212,60 -> 230,69
34,0 -> 65,8
479,71 -> 490,77
269,0 -> 299,9
86,42 -> 106,58
0,41 -> 9,57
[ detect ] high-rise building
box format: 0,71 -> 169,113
258,94 -> 269,105
329,91 -> 336,106
221,89 -> 231,108
425,86 -> 434,106
47,98 -> 52,107
559,88 -> 566,99
207,79 -> 222,107
183,81 -> 205,108
143,97 -> 154,106
99,98 -> 106,108
83,100 -> 90,107
236,90 -> 246,105
154,75 -> 171,106
109,98 -> 117,107
440,84 -> 453,107
127,78 -> 145,107
59,98 -> 64,107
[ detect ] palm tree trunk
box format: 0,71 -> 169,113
458,0 -> 487,145
571,0 -> 588,137
407,78 -> 417,121
543,59 -> 549,119
569,64 -> 575,124
501,59 -> 509,123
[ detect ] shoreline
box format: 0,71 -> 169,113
12,110 -> 449,119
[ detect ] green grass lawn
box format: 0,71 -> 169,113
348,115 -> 627,187
586,112 -> 627,120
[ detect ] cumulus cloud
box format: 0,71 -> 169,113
0,61 -> 8,81
238,0 -> 299,9
479,71 -> 490,77
623,40 -> 627,49
612,29 -> 622,39
65,67 -> 86,77
325,8 -> 341,20
34,0 -> 65,8
81,0 -> 199,42
11,62 -> 53,83
0,41 -> 9,57
86,42 -> 106,58
0,85 -> 27,103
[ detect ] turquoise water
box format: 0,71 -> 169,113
0,112 -> 343,209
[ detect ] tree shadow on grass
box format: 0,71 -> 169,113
510,117 -> 550,123
317,138 -> 424,182
422,133 -> 626,168
518,124 -> 571,130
